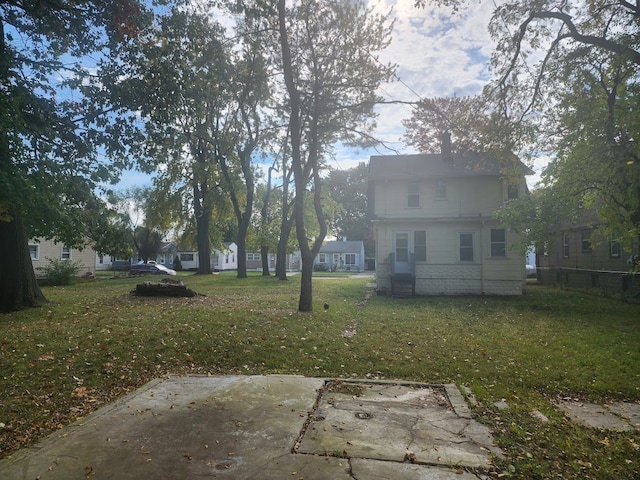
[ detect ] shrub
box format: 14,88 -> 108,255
37,258 -> 83,285
173,255 -> 183,271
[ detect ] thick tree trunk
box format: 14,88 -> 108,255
276,215 -> 293,280
0,206 -> 47,313
196,211 -> 211,275
236,222 -> 248,278
260,244 -> 270,276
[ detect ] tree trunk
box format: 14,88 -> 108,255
0,205 -> 47,313
193,151 -> 212,275
196,211 -> 211,274
276,214 -> 293,280
298,246 -> 314,311
260,244 -> 270,276
237,224 -> 248,278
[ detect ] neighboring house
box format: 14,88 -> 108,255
211,242 -> 238,271
246,251 -> 303,272
30,238 -> 96,276
175,243 -> 238,271
537,211 -> 638,274
368,138 -> 532,296
246,251 -> 277,271
314,239 -> 365,272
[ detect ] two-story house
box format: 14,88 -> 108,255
368,139 -> 532,296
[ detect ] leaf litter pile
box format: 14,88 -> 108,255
1,274 -> 639,479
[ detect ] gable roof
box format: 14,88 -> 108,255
368,152 -> 533,180
319,240 -> 363,254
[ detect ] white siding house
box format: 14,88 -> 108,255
368,139 -> 532,296
29,238 -> 96,276
314,240 -> 365,272
175,243 -> 238,271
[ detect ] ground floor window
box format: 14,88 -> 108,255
490,229 -> 506,257
61,246 -> 71,260
247,253 -> 261,261
414,231 -> 427,261
581,229 -> 592,252
180,253 -> 194,262
459,233 -> 474,262
345,253 -> 356,265
610,238 -> 621,258
29,244 -> 38,260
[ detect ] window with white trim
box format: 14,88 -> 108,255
414,231 -> 427,261
29,244 -> 39,260
610,238 -> 621,258
180,253 -> 194,262
490,229 -> 506,257
562,233 -> 570,258
459,233 -> 474,262
61,246 -> 71,260
344,253 -> 356,265
247,253 -> 261,261
407,182 -> 420,207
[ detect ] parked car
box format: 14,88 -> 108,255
525,264 -> 537,278
130,263 -> 177,276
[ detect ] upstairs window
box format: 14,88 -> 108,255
61,246 -> 71,260
507,183 -> 519,199
490,229 -> 506,257
29,244 -> 39,260
408,182 -> 420,207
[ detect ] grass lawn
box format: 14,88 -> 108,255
1,273 -> 639,478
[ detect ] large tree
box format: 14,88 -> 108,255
0,0 -> 145,313
415,0 -> 640,253
98,6 -> 266,275
275,0 -> 396,311
325,163 -> 370,245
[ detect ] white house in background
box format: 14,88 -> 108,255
30,238 -> 96,276
368,135 -> 532,296
211,242 -> 238,271
314,240 -> 365,272
176,242 -> 238,271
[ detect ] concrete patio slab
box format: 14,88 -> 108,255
297,381 -> 501,468
556,400 -> 638,432
0,375 -> 500,480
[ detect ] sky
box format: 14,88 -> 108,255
331,0 -> 498,167
115,0 -> 544,191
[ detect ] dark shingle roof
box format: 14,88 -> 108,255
319,240 -> 363,254
368,152 -> 532,180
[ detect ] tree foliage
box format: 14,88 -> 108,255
0,0 -> 145,312
415,0 -> 640,255
97,6 -> 241,274
274,0 -> 396,310
325,163 -> 370,248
